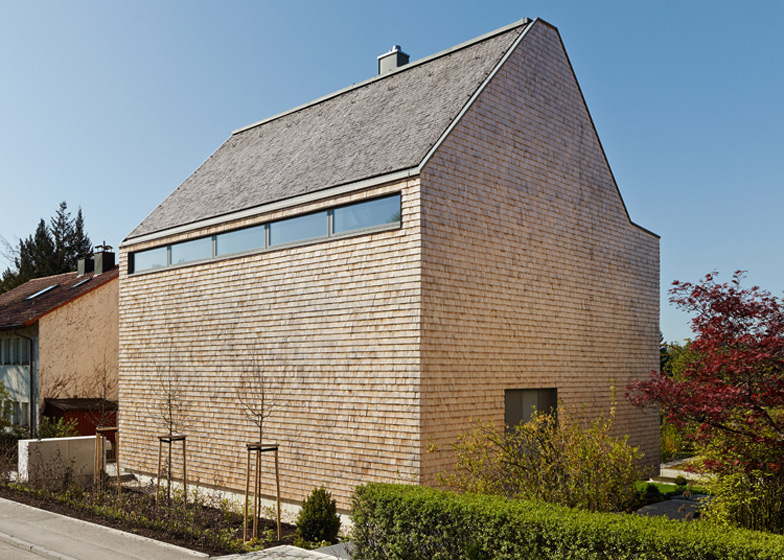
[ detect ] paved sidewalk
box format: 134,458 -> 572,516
215,543 -> 352,559
635,494 -> 710,521
0,497 -> 208,560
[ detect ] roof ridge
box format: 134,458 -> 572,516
126,19 -> 532,241
232,18 -> 531,136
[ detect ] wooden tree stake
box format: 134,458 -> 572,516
94,426 -> 121,497
156,434 -> 187,505
243,442 -> 281,542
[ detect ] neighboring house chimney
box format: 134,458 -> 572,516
77,255 -> 94,277
94,242 -> 115,275
377,45 -> 409,75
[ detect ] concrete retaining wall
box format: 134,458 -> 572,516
18,436 -> 110,485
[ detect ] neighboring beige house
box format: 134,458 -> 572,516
119,18 -> 659,511
0,250 -> 119,434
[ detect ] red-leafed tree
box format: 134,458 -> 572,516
627,271 -> 784,475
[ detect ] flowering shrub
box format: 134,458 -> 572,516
436,399 -> 645,513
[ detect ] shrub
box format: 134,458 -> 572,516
661,420 -> 690,462
640,482 -> 663,504
295,486 -> 340,545
351,483 -> 784,560
39,417 -> 79,439
702,470 -> 784,534
437,400 -> 645,512
0,382 -> 15,433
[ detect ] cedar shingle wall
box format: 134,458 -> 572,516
119,181 -> 422,511
419,21 -> 660,483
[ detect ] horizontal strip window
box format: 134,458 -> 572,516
269,210 -> 328,247
129,193 -> 401,275
170,236 -> 212,266
216,224 -> 265,257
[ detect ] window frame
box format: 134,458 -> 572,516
504,388 -> 558,432
128,193 -> 402,276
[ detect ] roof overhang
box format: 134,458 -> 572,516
121,166 -> 420,248
0,323 -> 29,332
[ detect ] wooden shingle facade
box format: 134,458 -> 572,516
119,18 -> 659,511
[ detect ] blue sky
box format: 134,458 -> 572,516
1,1 -> 782,344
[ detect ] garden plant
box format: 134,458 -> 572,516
628,271 -> 784,533
435,396 -> 645,513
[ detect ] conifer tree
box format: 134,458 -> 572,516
0,202 -> 92,293
70,208 -> 92,269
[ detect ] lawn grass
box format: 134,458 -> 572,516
637,481 -> 710,496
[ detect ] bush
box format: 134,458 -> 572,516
702,470 -> 784,534
351,483 -> 784,560
39,417 -> 80,439
295,487 -> 340,545
640,482 -> 663,504
661,420 -> 691,462
437,400 -> 645,512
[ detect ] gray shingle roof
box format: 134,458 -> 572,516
127,21 -> 529,240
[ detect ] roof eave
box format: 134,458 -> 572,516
122,166 -> 420,248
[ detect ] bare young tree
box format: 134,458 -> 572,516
85,351 -> 118,429
236,347 -> 284,541
151,360 -> 188,437
236,352 -> 279,445
149,348 -> 190,505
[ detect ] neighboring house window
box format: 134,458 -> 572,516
18,339 -> 28,365
6,401 -> 29,426
504,388 -> 557,431
1,339 -> 13,365
129,193 -> 402,274
25,284 -> 59,300
0,338 -> 30,366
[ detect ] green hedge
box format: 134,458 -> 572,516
351,484 -> 784,560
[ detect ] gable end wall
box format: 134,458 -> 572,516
419,21 -> 660,482
38,278 -> 119,407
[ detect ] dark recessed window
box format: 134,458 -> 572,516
504,388 -> 557,431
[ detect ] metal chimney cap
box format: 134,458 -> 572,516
377,45 -> 409,60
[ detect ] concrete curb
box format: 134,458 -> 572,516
0,496 -> 209,558
0,528 -> 81,560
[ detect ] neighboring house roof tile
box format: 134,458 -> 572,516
43,398 -> 118,412
0,267 -> 119,330
126,20 -> 529,240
